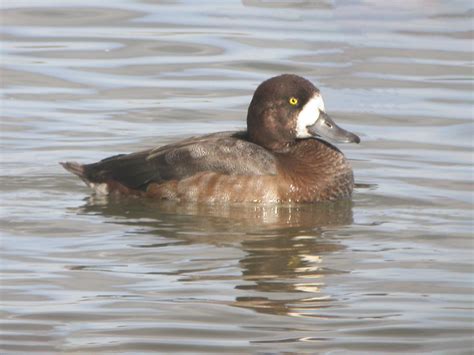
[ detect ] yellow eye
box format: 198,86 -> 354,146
289,97 -> 298,106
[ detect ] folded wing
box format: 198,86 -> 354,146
75,131 -> 277,190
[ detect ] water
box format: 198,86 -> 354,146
1,0 -> 473,353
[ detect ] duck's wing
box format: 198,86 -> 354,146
62,131 -> 277,190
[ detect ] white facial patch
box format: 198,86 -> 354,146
295,94 -> 326,138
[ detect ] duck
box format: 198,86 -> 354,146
61,74 -> 360,203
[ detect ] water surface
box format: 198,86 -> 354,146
1,0 -> 473,353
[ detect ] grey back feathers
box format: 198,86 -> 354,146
80,131 -> 277,190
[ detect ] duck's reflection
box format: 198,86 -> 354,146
78,196 -> 353,317
235,231 -> 346,317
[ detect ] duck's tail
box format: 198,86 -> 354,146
60,161 -> 85,177
60,161 -> 92,186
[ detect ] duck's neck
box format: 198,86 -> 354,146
275,139 -> 354,201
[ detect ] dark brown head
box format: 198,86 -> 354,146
246,74 -> 360,151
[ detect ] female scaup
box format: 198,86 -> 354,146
61,74 -> 360,203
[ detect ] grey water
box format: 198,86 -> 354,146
1,0 -> 473,353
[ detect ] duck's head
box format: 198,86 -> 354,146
247,74 -> 360,151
